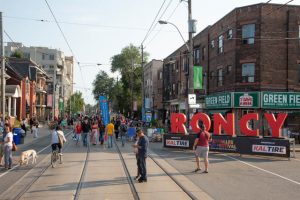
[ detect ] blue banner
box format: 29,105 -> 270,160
99,96 -> 110,126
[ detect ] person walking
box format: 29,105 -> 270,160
3,123 -> 13,169
105,121 -> 114,148
32,119 -> 39,138
133,128 -> 149,183
75,121 -> 82,146
119,119 -> 128,147
114,118 -> 121,140
91,121 -> 98,145
51,125 -> 67,155
81,117 -> 91,147
193,124 -> 212,173
98,120 -> 105,145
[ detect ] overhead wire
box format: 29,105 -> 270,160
141,0 -> 167,45
265,0 -> 294,15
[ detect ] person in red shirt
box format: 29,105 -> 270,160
193,124 -> 212,173
75,121 -> 82,146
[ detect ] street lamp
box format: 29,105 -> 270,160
158,20 -> 190,52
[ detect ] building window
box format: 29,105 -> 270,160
298,64 -> 300,83
159,72 -> 163,80
242,63 -> 255,83
42,53 -> 46,60
49,65 -> 54,69
242,24 -> 255,44
172,83 -> 176,94
182,56 -> 188,73
211,40 -> 215,48
202,47 -> 206,60
194,48 -> 200,64
228,29 -> 233,39
218,35 -> 224,53
217,68 -> 223,86
227,65 -> 232,74
49,54 -> 55,60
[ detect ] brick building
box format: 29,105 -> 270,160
163,3 -> 300,135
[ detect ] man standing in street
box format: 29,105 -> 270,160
105,120 -> 114,148
133,128 -> 149,183
119,117 -> 127,147
193,124 -> 212,173
81,117 -> 91,147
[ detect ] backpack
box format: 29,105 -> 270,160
121,124 -> 127,132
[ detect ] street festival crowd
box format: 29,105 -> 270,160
0,113 -> 213,184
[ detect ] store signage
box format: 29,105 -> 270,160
166,139 -> 189,147
205,93 -> 231,108
234,92 -> 259,108
252,145 -> 286,154
210,135 -> 237,152
170,112 -> 287,138
262,92 -> 300,109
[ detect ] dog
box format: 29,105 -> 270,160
19,149 -> 38,166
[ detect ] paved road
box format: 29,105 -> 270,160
149,142 -> 300,200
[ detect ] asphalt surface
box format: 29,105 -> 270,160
149,142 -> 300,200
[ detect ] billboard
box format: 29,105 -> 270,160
99,96 -> 110,126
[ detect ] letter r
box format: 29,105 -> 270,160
170,113 -> 187,134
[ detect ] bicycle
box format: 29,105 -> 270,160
51,149 -> 62,168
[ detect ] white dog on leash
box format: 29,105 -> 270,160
19,149 -> 38,165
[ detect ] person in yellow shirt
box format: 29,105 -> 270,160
105,121 -> 115,148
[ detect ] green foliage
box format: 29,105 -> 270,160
10,51 -> 24,58
92,71 -> 115,100
65,91 -> 85,114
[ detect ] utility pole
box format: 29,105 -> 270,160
0,12 -> 5,122
131,59 -> 134,118
53,64 -> 57,120
141,44 -> 144,121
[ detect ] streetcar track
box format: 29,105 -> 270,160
114,139 -> 140,200
12,130 -> 74,200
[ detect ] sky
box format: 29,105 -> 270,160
1,0 -> 300,105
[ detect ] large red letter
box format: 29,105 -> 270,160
213,113 -> 235,136
190,113 -> 211,133
240,113 -> 259,137
264,113 -> 287,138
170,113 -> 187,134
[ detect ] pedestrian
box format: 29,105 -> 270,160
21,118 -> 27,136
32,119 -> 39,138
91,121 -> 98,145
114,118 -> 121,140
119,118 -> 128,147
193,124 -> 212,173
29,117 -> 34,134
81,117 -> 91,147
105,120 -> 114,148
51,125 -> 67,155
133,128 -> 149,183
133,134 -> 140,180
0,130 -> 4,167
75,121 -> 82,146
98,120 -> 105,145
3,123 -> 13,169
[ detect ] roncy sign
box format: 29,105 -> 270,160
262,92 -> 300,109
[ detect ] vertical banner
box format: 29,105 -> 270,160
194,66 -> 203,89
99,96 -> 110,126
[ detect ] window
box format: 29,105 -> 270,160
242,63 -> 255,82
172,63 -> 176,71
211,40 -> 215,48
228,29 -> 233,39
217,68 -> 223,86
227,65 -> 232,74
242,24 -> 255,44
49,65 -> 54,69
172,83 -> 176,94
218,35 -> 224,53
42,53 -> 46,60
49,54 -> 55,60
202,47 -> 206,60
159,72 -> 163,80
194,49 -> 200,64
298,25 -> 300,44
210,71 -> 215,79
182,56 -> 188,73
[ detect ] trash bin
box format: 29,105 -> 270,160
13,128 -> 22,145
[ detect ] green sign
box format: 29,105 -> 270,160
234,92 -> 260,108
194,66 -> 203,89
205,93 -> 232,108
59,101 -> 64,111
262,92 -> 300,109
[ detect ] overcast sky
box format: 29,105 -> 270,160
1,0 -> 299,105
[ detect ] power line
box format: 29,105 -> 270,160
141,0 -> 167,45
265,0 -> 294,15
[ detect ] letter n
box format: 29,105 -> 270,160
213,113 -> 235,136
264,113 -> 287,138
170,113 -> 187,134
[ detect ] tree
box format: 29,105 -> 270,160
65,91 -> 85,116
92,70 -> 115,101
10,51 -> 24,58
110,44 -> 149,118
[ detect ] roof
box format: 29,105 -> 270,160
7,57 -> 38,81
5,85 -> 21,98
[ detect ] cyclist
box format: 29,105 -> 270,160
51,125 -> 67,155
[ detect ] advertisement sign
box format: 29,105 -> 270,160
234,92 -> 259,108
205,93 -> 232,108
163,134 -> 197,149
194,66 -> 203,89
262,92 -> 300,109
210,135 -> 237,152
166,139 -> 189,147
99,96 -> 110,126
188,94 -> 196,105
252,145 -> 286,155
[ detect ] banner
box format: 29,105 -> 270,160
205,93 -> 232,108
262,92 -> 300,109
47,94 -> 53,107
194,66 -> 203,89
99,96 -> 110,126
